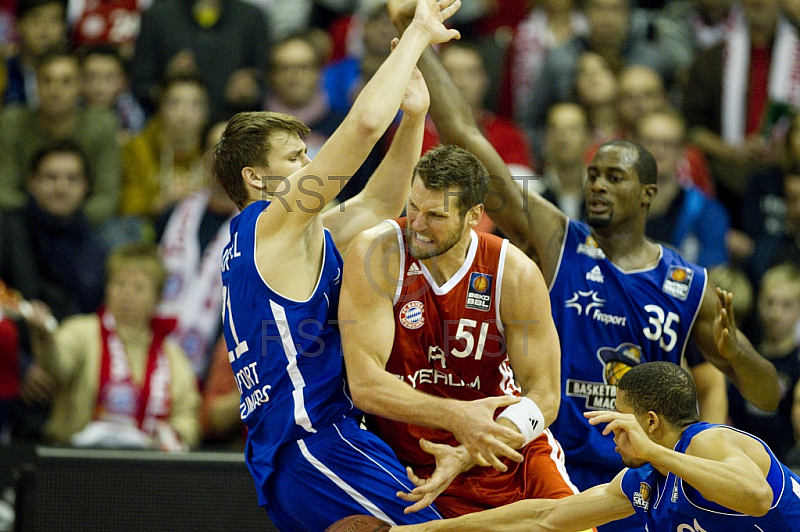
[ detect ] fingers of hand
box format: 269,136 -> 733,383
404,494 -> 435,514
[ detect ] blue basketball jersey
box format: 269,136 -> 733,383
621,422 -> 800,531
549,220 -> 706,480
220,201 -> 355,502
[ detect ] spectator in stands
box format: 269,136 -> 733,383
499,0 -> 587,121
0,141 -> 107,320
321,2 -> 395,203
748,171 -> 800,286
728,263 -> 800,461
68,0 -> 149,61
30,242 -> 201,451
156,120 -> 235,382
0,141 -> 108,441
616,64 -> 715,196
4,0 -> 67,106
415,39 -> 536,182
80,46 -> 146,139
538,102 -> 590,220
264,32 -> 345,159
639,108 -> 730,269
523,0 -> 679,159
120,73 -> 210,223
0,51 -> 121,226
323,2 -> 396,114
130,0 -> 268,122
660,0 -> 745,71
733,112 -> 800,264
683,0 -> 800,221
574,51 -> 620,147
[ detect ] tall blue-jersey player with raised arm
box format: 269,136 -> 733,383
210,1 -> 479,530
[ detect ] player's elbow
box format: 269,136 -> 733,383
348,382 -> 378,414
744,482 -> 773,517
348,111 -> 384,145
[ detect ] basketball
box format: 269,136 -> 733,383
324,515 -> 392,532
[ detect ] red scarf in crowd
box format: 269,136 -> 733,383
95,308 -> 176,436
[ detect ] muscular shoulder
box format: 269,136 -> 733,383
347,220 -> 400,259
686,426 -> 767,463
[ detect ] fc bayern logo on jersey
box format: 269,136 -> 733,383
399,301 -> 425,329
466,272 -> 493,311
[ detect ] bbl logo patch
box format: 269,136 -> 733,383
399,301 -> 425,329
466,273 -> 492,311
633,482 -> 652,510
663,266 -> 694,300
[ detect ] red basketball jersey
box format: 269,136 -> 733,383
368,218 -> 521,469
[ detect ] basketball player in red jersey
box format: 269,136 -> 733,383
340,145 -> 579,518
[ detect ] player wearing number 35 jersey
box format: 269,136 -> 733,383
341,145 -> 578,519
548,219 -> 705,490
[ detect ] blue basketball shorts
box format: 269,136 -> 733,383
265,417 -> 443,532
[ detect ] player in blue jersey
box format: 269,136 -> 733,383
390,361 -> 800,532
385,2 -> 780,530
209,1 -> 469,530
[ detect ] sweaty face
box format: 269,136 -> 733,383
585,145 -> 644,228
614,391 -> 649,469
406,180 -> 468,260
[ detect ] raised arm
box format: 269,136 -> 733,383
262,0 -> 461,238
392,472 -> 633,532
690,285 -> 780,411
340,223 -> 526,471
499,244 -> 561,426
387,0 -> 567,284
322,50 -> 429,253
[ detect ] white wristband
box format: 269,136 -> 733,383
496,397 -> 545,445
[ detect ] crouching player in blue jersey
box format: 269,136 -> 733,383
391,361 -> 800,532
208,1 -> 533,530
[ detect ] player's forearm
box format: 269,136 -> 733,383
360,111 -> 426,218
644,444 -> 772,516
348,361 -> 471,430
724,332 -> 780,411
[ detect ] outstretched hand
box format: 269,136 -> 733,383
398,439 -> 470,513
390,38 -> 430,116
713,287 -> 741,360
410,0 -> 461,44
447,395 -> 526,471
585,411 -> 656,463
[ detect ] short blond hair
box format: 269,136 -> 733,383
106,242 -> 168,295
